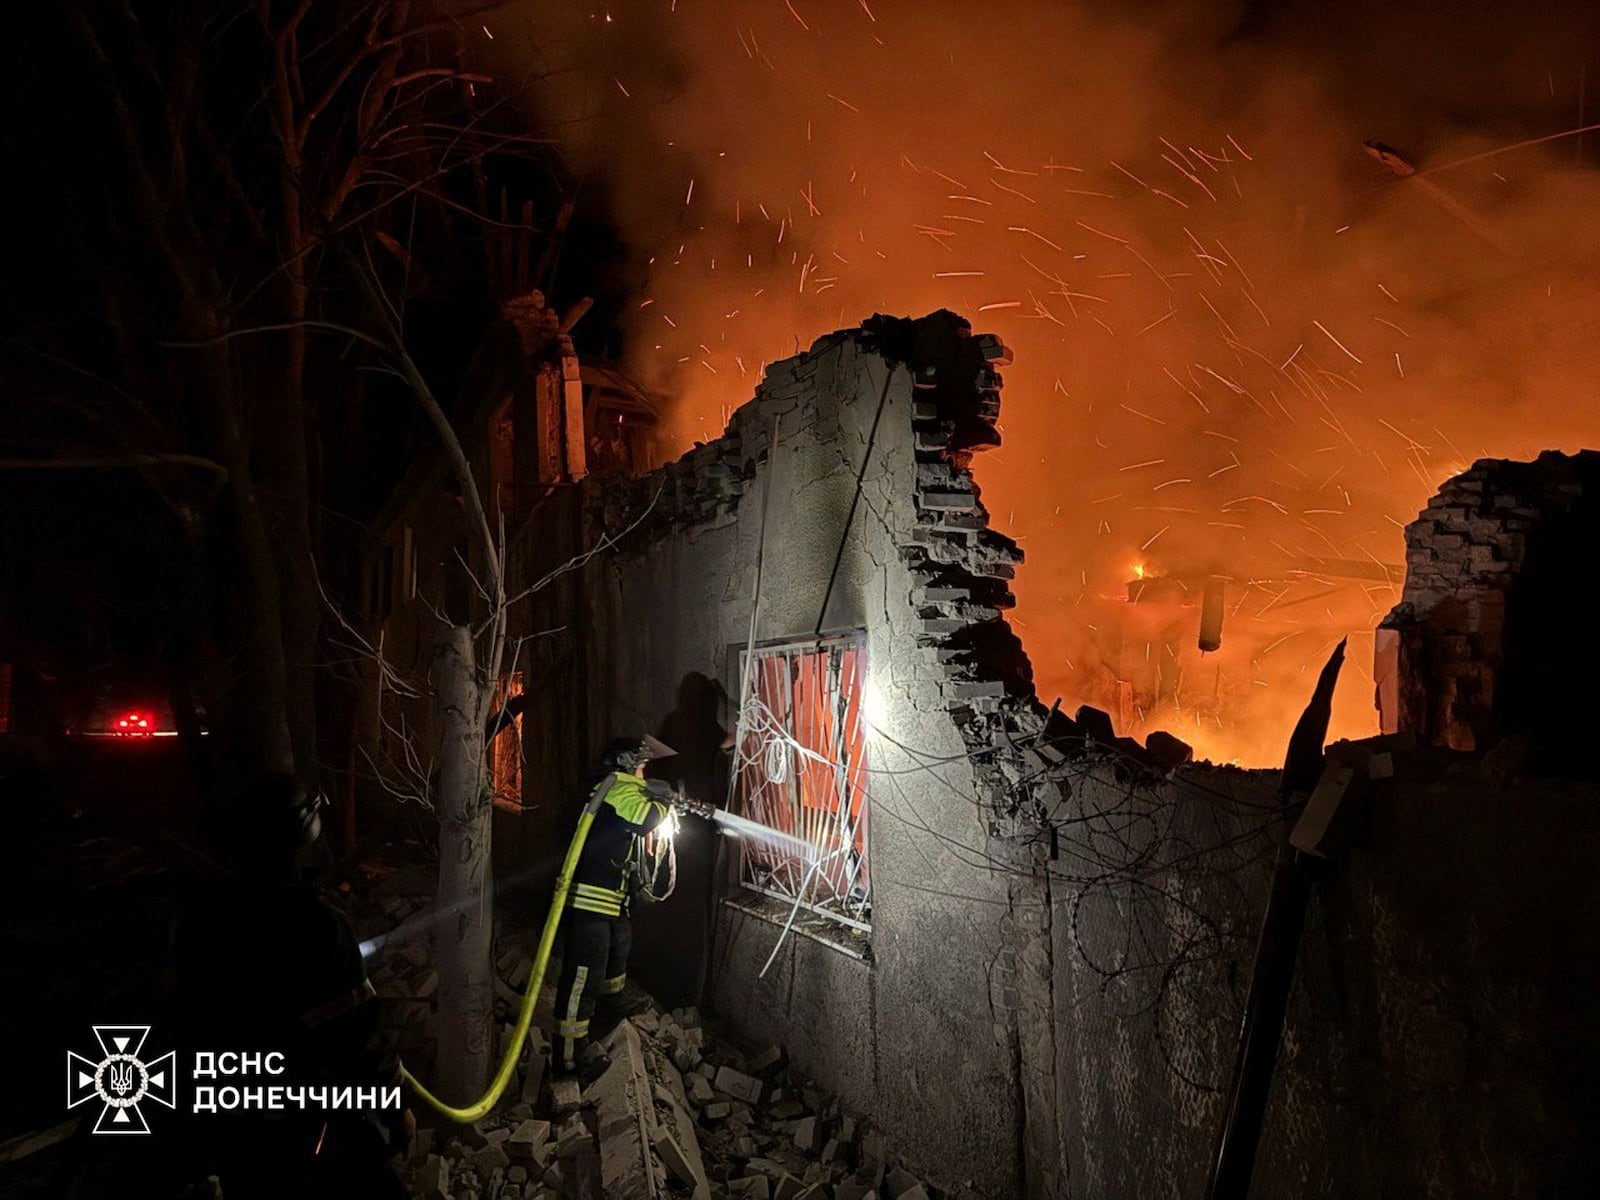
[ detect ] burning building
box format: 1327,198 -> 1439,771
501,0 -> 1600,769
361,305 -> 1600,1196
16,2 -> 1600,1197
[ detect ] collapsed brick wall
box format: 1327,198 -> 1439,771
379,306 -> 1600,1196
504,314 -> 1600,1200
503,310 -> 1258,1199
693,327 -> 1600,1197
1011,451 -> 1600,1198
506,311 -> 1046,1195
1377,449 -> 1600,774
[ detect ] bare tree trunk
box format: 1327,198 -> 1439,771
433,622 -> 494,1103
258,295 -> 321,783
186,331 -> 297,781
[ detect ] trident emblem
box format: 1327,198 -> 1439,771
67,1026 -> 176,1135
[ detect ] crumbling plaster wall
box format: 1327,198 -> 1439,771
523,314 -> 1028,1194
505,312 -> 1600,1200
1028,742 -> 1600,1200
507,309 -> 1291,1198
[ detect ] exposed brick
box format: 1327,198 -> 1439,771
1381,449 -> 1600,761
919,490 -> 980,511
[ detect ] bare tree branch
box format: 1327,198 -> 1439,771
161,318 -> 390,351
479,482 -> 666,637
343,247 -> 502,601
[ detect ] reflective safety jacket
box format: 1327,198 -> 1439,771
569,772 -> 671,917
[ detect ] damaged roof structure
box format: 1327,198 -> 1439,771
363,309 -> 1600,1198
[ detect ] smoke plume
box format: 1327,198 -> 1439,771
484,0 -> 1600,762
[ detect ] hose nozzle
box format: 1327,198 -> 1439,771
672,791 -> 716,821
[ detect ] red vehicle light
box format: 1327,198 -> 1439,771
114,711 -> 155,738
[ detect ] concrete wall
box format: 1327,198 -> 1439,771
1021,734 -> 1600,1200
390,306 -> 1600,1199
506,314 -> 1028,1193
1030,765 -> 1279,1198
1280,765 -> 1600,1197
985,731 -> 1600,1200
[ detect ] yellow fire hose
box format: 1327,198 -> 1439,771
400,797 -> 600,1123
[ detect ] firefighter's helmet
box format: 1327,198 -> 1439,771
602,734 -> 678,773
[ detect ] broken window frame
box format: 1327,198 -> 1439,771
731,633 -> 872,931
488,671 -> 524,811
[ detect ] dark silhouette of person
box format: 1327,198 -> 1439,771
169,773 -> 409,1199
654,672 -> 731,806
629,673 -> 731,1009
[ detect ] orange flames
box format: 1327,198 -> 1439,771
496,1 -> 1600,763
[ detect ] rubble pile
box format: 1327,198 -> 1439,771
347,864 -> 956,1199
401,989 -> 967,1200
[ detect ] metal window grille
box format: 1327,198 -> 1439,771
733,636 -> 871,928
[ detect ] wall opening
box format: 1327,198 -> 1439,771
489,670 -> 524,810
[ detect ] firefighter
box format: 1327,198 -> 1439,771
552,735 -> 679,1081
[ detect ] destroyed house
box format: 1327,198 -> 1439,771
361,309 -> 1600,1198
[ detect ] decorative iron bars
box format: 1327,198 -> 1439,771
733,636 -> 871,928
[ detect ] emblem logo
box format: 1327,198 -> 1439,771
66,1025 -> 176,1134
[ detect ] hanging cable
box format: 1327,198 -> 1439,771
758,846 -> 850,979
813,363 -> 899,641
636,813 -> 679,903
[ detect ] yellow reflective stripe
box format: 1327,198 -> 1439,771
571,883 -> 624,915
561,967 -> 591,1068
603,775 -> 668,828
599,974 -> 627,995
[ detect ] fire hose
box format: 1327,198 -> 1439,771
400,785 -> 713,1123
